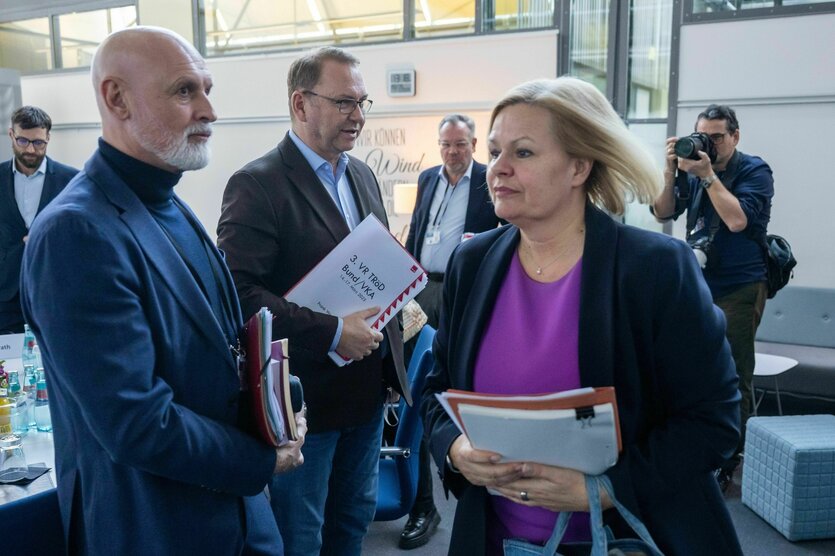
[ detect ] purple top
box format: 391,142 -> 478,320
473,252 -> 590,554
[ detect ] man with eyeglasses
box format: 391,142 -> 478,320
218,46 -> 410,556
652,104 -> 773,493
0,106 -> 78,333
396,114 -> 500,550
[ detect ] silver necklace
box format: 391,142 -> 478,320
524,228 -> 584,275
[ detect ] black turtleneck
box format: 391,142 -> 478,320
98,139 -> 238,342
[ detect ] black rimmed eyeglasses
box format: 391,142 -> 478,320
302,91 -> 373,114
708,133 -> 728,145
12,133 -> 48,149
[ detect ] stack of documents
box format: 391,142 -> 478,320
285,214 -> 427,366
243,308 -> 300,447
437,387 -> 622,475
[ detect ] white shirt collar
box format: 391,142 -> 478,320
438,159 -> 474,185
12,156 -> 47,177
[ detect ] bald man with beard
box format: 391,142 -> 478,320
20,26 -> 305,555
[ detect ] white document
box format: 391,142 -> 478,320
285,214 -> 427,366
0,333 -> 24,361
458,402 -> 619,475
435,388 -> 596,434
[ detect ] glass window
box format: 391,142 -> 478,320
627,0 -> 672,119
483,0 -> 555,31
414,0 -> 475,38
623,122 -> 667,232
205,0 -> 403,57
692,0 -> 830,13
59,6 -> 137,69
568,0 -> 609,94
0,18 -> 52,73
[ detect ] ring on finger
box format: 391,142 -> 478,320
520,490 -> 530,502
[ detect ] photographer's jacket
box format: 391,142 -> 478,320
675,151 -> 773,298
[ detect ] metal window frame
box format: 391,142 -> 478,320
0,0 -> 133,25
195,0 -> 563,61
683,0 -> 835,22
0,1 -> 137,74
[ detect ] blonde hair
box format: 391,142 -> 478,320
489,77 -> 661,215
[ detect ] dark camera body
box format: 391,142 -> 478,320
688,235 -> 717,270
288,375 -> 304,413
675,132 -> 717,163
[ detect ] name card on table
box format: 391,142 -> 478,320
0,333 -> 23,360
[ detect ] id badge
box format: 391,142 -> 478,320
425,227 -> 441,245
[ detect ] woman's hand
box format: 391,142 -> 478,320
448,435 -> 524,488
493,463 -> 613,513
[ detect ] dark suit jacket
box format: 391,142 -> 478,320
0,157 -> 77,329
422,204 -> 743,555
217,133 -> 409,434
404,161 -> 500,261
20,150 -> 280,555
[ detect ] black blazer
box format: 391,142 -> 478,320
218,133 -> 409,433
404,161 -> 500,260
0,157 -> 78,319
422,204 -> 743,555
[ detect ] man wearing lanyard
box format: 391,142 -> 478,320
400,114 -> 501,549
406,114 -> 502,330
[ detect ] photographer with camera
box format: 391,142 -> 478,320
652,104 -> 773,492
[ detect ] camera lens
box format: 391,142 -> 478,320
675,136 -> 699,159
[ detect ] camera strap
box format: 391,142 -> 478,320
686,150 -> 741,244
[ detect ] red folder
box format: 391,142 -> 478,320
242,308 -> 299,447
243,308 -> 277,446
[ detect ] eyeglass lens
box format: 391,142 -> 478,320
338,99 -> 372,114
15,136 -> 47,148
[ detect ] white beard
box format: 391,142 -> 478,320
129,117 -> 212,171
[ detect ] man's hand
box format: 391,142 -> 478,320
447,434 -> 523,488
273,411 -> 308,474
678,150 -> 714,180
664,136 -> 679,178
336,307 -> 384,360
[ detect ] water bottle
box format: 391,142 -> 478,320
0,364 -> 9,435
31,345 -> 43,370
7,372 -> 28,437
21,325 -> 37,371
34,370 -> 52,433
23,368 -> 36,428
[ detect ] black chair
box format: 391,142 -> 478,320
374,325 -> 436,521
0,487 -> 65,554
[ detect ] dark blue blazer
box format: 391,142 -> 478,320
21,150 -> 281,555
404,161 -> 500,260
0,157 -> 77,328
422,204 -> 743,555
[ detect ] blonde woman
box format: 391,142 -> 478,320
422,77 -> 742,555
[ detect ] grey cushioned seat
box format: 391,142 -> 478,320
753,287 -> 835,404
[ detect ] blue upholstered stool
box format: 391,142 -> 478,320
742,415 -> 835,541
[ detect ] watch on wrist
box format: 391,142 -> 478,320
700,174 -> 718,189
445,453 -> 461,474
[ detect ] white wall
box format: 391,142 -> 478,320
21,30 -> 558,238
676,14 -> 835,288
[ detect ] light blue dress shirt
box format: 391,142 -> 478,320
288,131 -> 365,353
419,160 -> 473,273
13,157 -> 48,229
